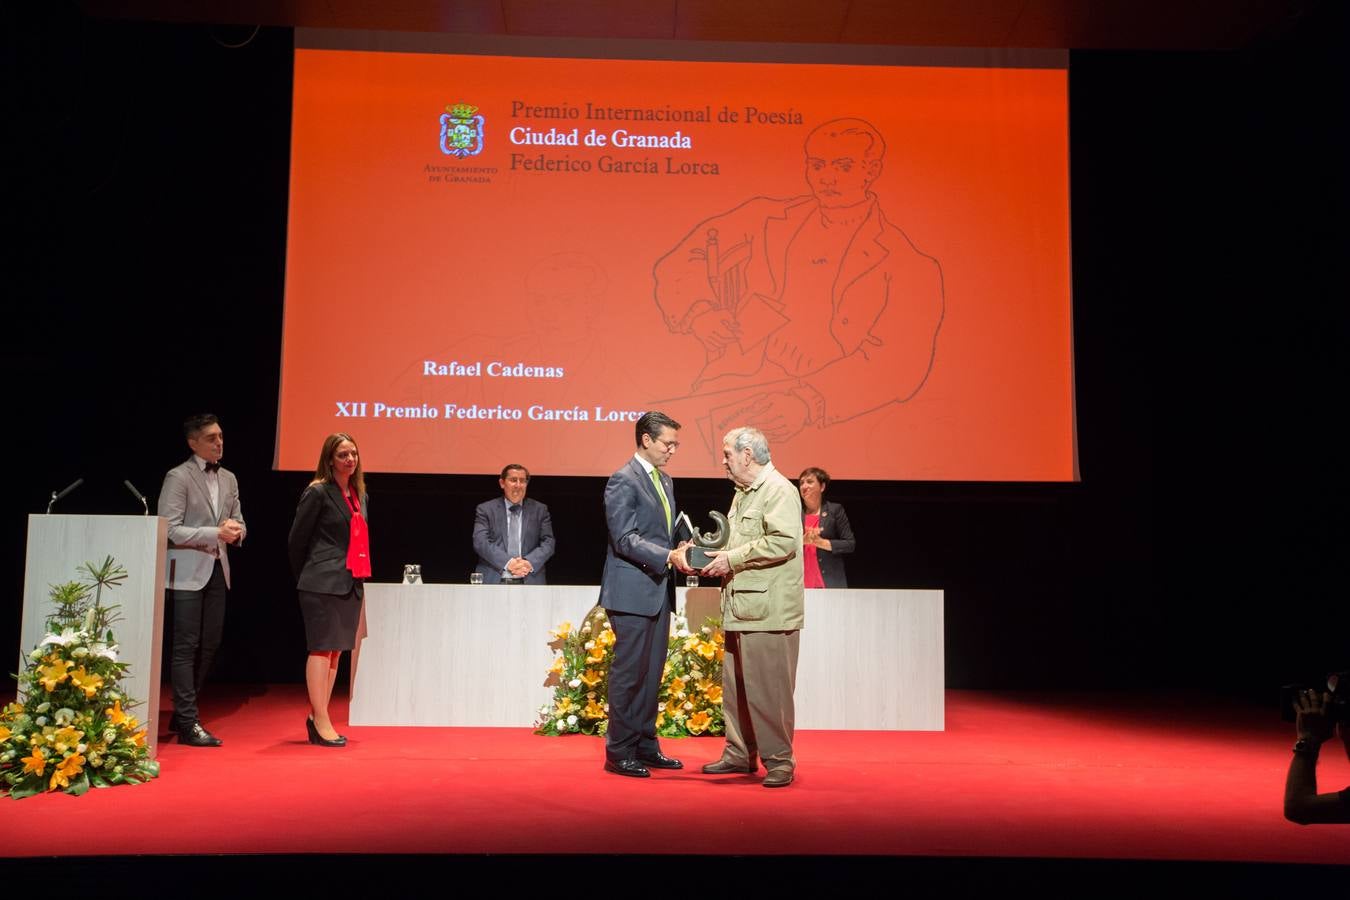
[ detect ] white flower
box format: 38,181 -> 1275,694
89,756 -> 103,768
54,708 -> 76,725
568,678 -> 581,688
701,626 -> 712,634
584,640 -> 595,649
41,627 -> 81,647
76,742 -> 88,754
677,629 -> 690,638
28,648 -> 42,661
682,701 -> 694,710
91,643 -> 118,661
35,716 -> 48,726
566,714 -> 578,725
556,719 -> 566,730
35,702 -> 51,714
103,729 -> 116,743
72,646 -> 90,659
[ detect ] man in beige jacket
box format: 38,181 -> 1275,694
698,426 -> 805,787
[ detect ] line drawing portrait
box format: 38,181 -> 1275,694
651,117 -> 946,461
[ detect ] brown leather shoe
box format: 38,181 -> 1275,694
701,758 -> 755,774
762,768 -> 794,788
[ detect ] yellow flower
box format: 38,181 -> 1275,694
713,631 -> 725,645
668,677 -> 686,697
687,710 -> 712,734
49,753 -> 84,791
715,646 -> 724,662
695,677 -> 716,694
106,699 -> 130,726
554,696 -> 578,717
597,628 -> 615,648
0,724 -> 11,741
655,710 -> 666,728
68,666 -> 104,698
579,669 -> 603,688
549,621 -> 572,640
706,686 -> 723,704
38,658 -> 73,692
583,698 -> 606,719
53,726 -> 83,752
585,644 -> 606,664
548,655 -> 566,676
683,636 -> 701,652
129,729 -> 147,748
1,701 -> 22,720
696,640 -> 717,660
21,747 -> 46,775
663,699 -> 684,717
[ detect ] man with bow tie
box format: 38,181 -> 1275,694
158,414 -> 246,747
472,464 -> 555,585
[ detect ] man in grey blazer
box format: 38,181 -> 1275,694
472,464 -> 555,585
598,411 -> 693,777
157,414 -> 245,747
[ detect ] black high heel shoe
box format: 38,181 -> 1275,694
306,715 -> 347,747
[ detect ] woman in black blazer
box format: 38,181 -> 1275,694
798,467 -> 855,588
287,433 -> 370,747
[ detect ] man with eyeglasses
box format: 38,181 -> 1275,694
597,411 -> 694,777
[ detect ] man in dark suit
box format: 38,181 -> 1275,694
157,414 -> 245,747
472,464 -> 555,585
598,411 -> 692,777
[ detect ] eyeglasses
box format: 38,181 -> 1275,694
652,437 -> 680,451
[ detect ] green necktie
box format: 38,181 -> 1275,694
649,467 -> 671,534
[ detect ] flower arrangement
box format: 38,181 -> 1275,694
535,604 -> 725,738
1,557 -> 159,799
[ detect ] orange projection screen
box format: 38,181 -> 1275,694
278,32 -> 1075,481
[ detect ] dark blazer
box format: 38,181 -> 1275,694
808,500 -> 855,588
288,483 -> 369,596
472,496 -> 555,584
599,457 -> 678,616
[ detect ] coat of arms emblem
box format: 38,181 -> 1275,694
439,103 -> 485,157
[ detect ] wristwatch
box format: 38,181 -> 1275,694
1292,738 -> 1321,757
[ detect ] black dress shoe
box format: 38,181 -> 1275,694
178,721 -> 223,747
762,768 -> 794,788
701,758 -> 755,774
603,759 -> 650,778
306,716 -> 347,747
636,751 -> 683,770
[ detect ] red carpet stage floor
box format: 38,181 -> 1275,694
2,687 -> 1346,864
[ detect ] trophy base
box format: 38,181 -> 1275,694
687,546 -> 719,570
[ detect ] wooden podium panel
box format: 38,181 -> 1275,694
21,515 -> 168,756
351,585 -> 943,730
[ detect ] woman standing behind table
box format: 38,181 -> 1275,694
288,433 -> 371,747
798,467 -> 855,589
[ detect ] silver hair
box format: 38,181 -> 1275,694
724,426 -> 771,465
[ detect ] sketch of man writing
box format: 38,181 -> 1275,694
652,117 -> 945,456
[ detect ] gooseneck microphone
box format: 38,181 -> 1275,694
124,480 -> 149,515
47,478 -> 84,514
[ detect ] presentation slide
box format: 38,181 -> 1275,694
278,33 -> 1074,481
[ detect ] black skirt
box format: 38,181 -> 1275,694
298,586 -> 363,651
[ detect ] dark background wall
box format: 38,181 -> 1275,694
4,3 -> 1343,694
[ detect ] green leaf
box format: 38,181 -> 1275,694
90,773 -> 110,788
68,771 -> 91,796
8,775 -> 44,800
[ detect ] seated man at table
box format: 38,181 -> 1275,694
472,464 -> 555,584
